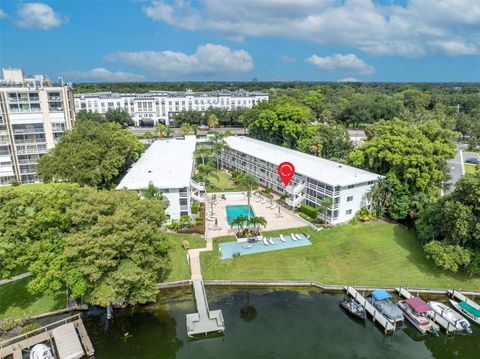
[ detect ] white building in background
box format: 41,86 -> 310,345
0,68 -> 75,185
74,89 -> 269,126
116,136 -> 205,220
220,136 -> 381,224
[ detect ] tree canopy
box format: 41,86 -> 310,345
0,184 -> 170,306
37,117 -> 144,188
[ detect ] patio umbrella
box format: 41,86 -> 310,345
277,206 -> 281,216
214,218 -> 218,229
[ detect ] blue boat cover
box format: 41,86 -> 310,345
371,289 -> 391,300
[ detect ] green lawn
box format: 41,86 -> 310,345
0,183 -> 53,193
465,164 -> 478,174
0,277 -> 65,320
164,233 -> 207,282
201,223 -> 480,290
206,171 -> 242,192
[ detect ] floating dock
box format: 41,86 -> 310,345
448,289 -> 480,310
345,286 -> 396,334
186,280 -> 225,338
0,314 -> 94,359
397,287 -> 457,334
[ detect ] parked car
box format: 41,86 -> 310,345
199,125 -> 210,131
465,157 -> 479,164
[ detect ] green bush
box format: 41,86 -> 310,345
263,188 -> 272,194
195,217 -> 203,226
300,204 -> 318,219
191,202 -> 200,214
355,207 -> 375,222
181,240 -> 190,250
21,322 -> 40,334
299,212 -> 314,222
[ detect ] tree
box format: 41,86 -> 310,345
196,163 -> 218,186
37,118 -> 144,188
180,123 -> 193,136
248,216 -> 267,235
194,146 -> 213,166
318,197 -> 333,219
155,124 -> 172,139
208,113 -> 219,130
236,173 -> 258,220
230,215 -> 247,234
105,108 -> 133,126
0,184 -> 170,306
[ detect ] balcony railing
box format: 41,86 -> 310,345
191,179 -> 205,191
286,181 -> 306,195
286,194 -> 305,208
191,192 -> 205,203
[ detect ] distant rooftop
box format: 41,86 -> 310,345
75,89 -> 269,99
224,136 -> 380,187
117,136 -> 196,190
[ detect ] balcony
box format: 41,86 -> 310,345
191,192 -> 205,203
179,191 -> 188,198
286,181 -> 306,195
191,179 -> 205,191
286,194 -> 305,208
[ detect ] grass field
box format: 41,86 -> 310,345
207,171 -> 242,192
164,233 -> 206,282
0,277 -> 64,320
0,183 -> 53,193
465,164 -> 478,174
201,223 -> 480,290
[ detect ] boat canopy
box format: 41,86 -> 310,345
459,301 -> 480,317
371,289 -> 391,300
406,297 -> 431,313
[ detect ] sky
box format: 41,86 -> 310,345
0,0 -> 479,82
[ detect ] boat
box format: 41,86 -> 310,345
30,344 -> 55,359
450,299 -> 480,326
397,297 -> 439,335
429,301 -> 472,334
366,289 -> 404,323
339,298 -> 366,320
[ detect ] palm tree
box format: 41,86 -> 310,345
231,214 -> 247,234
319,197 -> 333,220
155,124 -> 171,139
237,173 -> 258,220
249,216 -> 267,235
196,163 -> 218,186
212,139 -> 228,169
208,113 -> 219,130
192,124 -> 199,135
194,146 -> 213,166
180,123 -> 193,137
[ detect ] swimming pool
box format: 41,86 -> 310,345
219,233 -> 312,259
225,205 -> 255,225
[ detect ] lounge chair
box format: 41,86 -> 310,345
271,203 -> 277,210
206,216 -> 215,221
263,238 -> 269,245
290,233 -> 297,241
256,196 -> 262,203
243,244 -> 253,249
269,237 -> 276,245
280,234 -> 286,242
261,197 -> 266,204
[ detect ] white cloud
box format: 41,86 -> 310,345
15,2 -> 64,30
0,9 -> 6,18
429,40 -> 478,56
337,77 -> 360,83
104,43 -> 254,76
65,68 -> 146,82
141,0 -> 480,57
306,54 -> 374,75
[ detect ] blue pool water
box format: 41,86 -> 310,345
225,205 -> 255,225
219,233 -> 312,259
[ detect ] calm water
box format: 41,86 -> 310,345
83,287 -> 480,359
225,205 -> 255,225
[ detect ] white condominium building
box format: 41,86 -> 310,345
0,68 -> 75,185
74,89 -> 269,126
116,136 -> 205,220
220,136 -> 381,224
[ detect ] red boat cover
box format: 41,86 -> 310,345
406,297 -> 431,313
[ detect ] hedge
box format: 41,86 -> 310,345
299,204 -> 318,218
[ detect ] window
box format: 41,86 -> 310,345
346,209 -> 352,215
179,198 -> 188,206
348,184 -> 354,189
347,196 -> 353,202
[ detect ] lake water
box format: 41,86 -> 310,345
83,287 -> 480,359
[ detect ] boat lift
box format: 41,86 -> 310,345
397,288 -> 456,334
345,286 -> 396,334
448,289 -> 480,310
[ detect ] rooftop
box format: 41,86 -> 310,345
75,89 -> 269,99
224,136 -> 380,187
116,136 -> 196,190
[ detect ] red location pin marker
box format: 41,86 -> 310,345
278,162 -> 295,186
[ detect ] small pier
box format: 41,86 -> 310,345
186,280 -> 225,338
345,286 -> 395,334
0,314 -> 94,359
448,289 -> 480,310
397,287 -> 456,334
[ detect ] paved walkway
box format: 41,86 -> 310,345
0,272 -> 32,286
188,237 -> 213,280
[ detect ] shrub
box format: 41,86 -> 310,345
299,212 -> 314,222
181,240 -> 190,250
21,322 -> 40,334
355,207 -> 375,222
0,318 -> 18,333
179,215 -> 192,229
300,204 -> 318,218
167,220 -> 179,231
232,252 -> 241,258
423,241 -> 472,272
195,217 -> 203,226
191,202 -> 200,214
263,187 -> 272,194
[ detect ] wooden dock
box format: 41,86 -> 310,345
186,280 -> 225,338
0,315 -> 94,359
397,287 -> 457,334
448,289 -> 480,310
345,286 -> 396,334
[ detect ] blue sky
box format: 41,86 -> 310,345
1,0 -> 479,82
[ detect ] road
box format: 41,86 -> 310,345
445,145 -> 465,194
128,126 -> 247,137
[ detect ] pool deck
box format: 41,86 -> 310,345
205,193 -> 306,240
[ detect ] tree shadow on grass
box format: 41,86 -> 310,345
391,226 -> 476,288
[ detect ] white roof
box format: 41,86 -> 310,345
117,136 -> 196,190
224,136 -> 380,187
51,322 -> 85,359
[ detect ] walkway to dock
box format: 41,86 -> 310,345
345,286 -> 396,334
0,314 -> 94,359
449,289 -> 480,310
186,280 -> 225,338
397,287 -> 456,334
